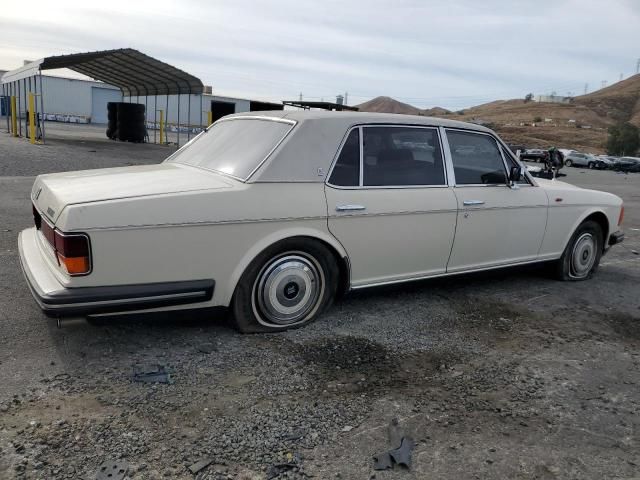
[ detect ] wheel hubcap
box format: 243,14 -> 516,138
254,253 -> 323,326
570,232 -> 596,278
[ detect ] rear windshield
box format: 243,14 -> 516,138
167,118 -> 294,180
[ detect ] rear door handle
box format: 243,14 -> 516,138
463,200 -> 485,206
336,204 -> 366,212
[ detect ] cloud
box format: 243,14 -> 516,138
1,0 -> 638,109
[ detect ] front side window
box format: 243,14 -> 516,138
328,129 -> 360,186
362,127 -> 445,186
167,118 -> 294,180
447,130 -> 507,185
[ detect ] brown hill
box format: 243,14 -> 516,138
423,106 -> 451,116
575,74 -> 640,125
356,96 -> 423,115
356,75 -> 640,153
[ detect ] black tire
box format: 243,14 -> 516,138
588,162 -> 594,169
565,159 -> 572,167
554,220 -> 603,281
231,238 -> 339,333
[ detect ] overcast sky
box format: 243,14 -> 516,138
1,0 -> 639,109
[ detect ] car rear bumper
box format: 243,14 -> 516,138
609,230 -> 624,246
19,228 -> 214,317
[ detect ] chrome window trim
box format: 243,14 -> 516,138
169,116 -> 297,183
358,126 -> 364,186
494,136 -> 536,186
325,123 -> 448,190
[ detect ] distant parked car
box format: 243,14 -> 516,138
594,155 -> 616,170
508,144 -> 526,155
559,149 -> 575,158
564,152 -> 599,168
612,156 -> 640,173
520,148 -> 547,162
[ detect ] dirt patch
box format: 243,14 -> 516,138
604,312 -> 640,340
294,335 -> 458,397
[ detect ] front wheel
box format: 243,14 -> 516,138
588,162 -> 595,169
554,220 -> 603,281
231,239 -> 339,333
565,159 -> 573,167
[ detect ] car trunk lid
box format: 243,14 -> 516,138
32,163 -> 234,224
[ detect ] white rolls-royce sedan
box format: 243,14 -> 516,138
19,111 -> 625,332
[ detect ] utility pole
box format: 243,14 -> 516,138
601,80 -> 607,89
619,73 -> 623,82
584,83 -> 588,95
344,92 -> 348,106
299,92 -> 303,102
636,58 -> 640,74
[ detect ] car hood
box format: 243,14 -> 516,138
32,163 -> 234,224
534,178 -> 582,191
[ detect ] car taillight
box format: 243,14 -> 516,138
53,231 -> 91,275
35,205 -> 92,276
618,205 -> 624,226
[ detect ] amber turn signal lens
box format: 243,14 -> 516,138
57,254 -> 90,275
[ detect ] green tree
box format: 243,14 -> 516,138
524,93 -> 534,103
606,122 -> 640,156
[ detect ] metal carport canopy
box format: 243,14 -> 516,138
0,48 -> 204,96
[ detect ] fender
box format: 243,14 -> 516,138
556,207 -> 613,257
221,225 -> 348,306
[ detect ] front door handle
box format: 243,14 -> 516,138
463,200 -> 485,206
336,204 -> 366,212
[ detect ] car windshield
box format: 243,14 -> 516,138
167,118 -> 295,180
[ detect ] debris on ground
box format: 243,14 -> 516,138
373,418 -> 415,471
188,457 -> 214,474
131,364 -> 171,384
197,342 -> 218,354
266,453 -> 304,479
95,459 -> 129,480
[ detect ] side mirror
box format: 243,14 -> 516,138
509,165 -> 522,182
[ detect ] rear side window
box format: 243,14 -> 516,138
362,127 -> 445,186
447,130 -> 507,185
328,129 -> 360,186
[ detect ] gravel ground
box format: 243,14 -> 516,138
0,129 -> 639,479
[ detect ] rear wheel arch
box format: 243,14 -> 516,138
225,231 -> 349,306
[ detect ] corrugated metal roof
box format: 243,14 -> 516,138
1,48 -> 203,96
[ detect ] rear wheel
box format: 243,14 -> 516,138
588,162 -> 595,169
565,159 -> 573,167
231,238 -> 339,333
554,220 -> 603,281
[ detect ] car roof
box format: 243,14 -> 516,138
230,109 -> 493,132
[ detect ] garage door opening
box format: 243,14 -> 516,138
211,101 -> 236,123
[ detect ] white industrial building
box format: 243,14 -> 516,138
0,72 -> 281,127
535,94 -> 572,104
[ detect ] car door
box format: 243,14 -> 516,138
325,125 -> 458,287
444,128 -> 548,272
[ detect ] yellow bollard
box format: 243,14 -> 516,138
159,110 -> 164,144
208,111 -> 213,126
10,96 -> 18,137
28,93 -> 36,144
